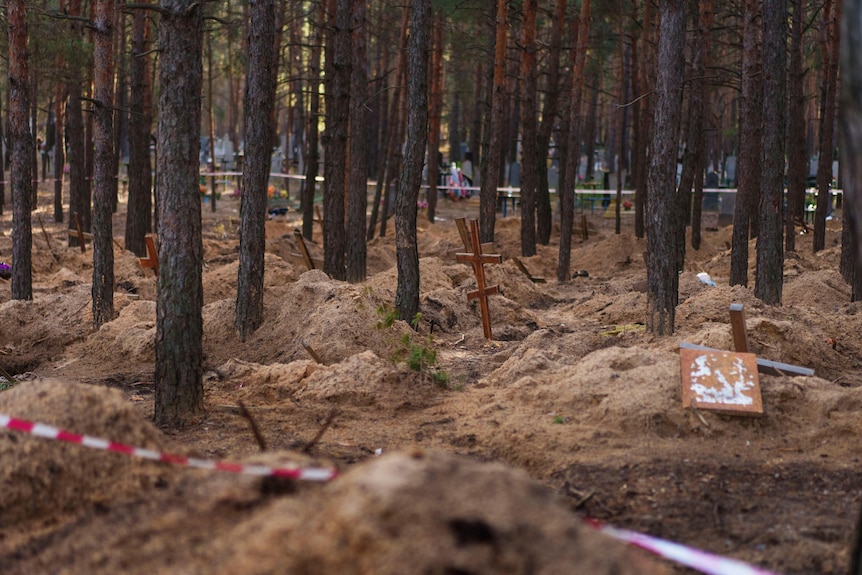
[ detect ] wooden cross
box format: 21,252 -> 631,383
455,217 -> 494,253
456,219 -> 502,340
139,234 -> 159,276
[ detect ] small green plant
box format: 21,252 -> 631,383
552,415 -> 566,424
376,304 -> 399,330
376,307 -> 450,387
0,376 -> 19,392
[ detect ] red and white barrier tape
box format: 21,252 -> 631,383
588,520 -> 781,575
0,413 -> 338,482
0,412 -> 784,574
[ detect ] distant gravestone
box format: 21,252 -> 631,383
679,347 -> 763,416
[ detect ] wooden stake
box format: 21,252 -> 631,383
237,400 -> 268,451
293,229 -> 318,271
729,303 -> 750,353
302,339 -> 324,364
37,214 -> 59,263
72,213 -> 86,253
302,408 -> 338,454
139,234 -> 159,276
456,220 -> 502,340
512,257 -> 546,283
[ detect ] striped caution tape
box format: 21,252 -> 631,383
0,412 -> 785,574
0,413 -> 338,482
588,520 -> 782,575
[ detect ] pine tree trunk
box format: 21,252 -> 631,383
754,0 -> 787,305
557,0 -> 591,282
346,0 -> 368,283
394,0 -> 430,323
125,6 -> 153,257
236,0 -> 277,340
426,14 -> 443,224
730,0 -> 763,286
634,0 -> 654,240
691,0 -> 714,252
534,0 -> 565,246
676,0 -> 707,263
646,0 -> 685,335
814,0 -> 840,252
112,0 -> 127,213
0,89 -> 5,216
518,0 -> 538,256
92,0 -> 115,329
8,0 -> 32,301
840,0 -> 862,305
303,1 -> 324,241
323,0 -> 351,280
154,0 -> 204,427
67,0 -> 88,247
479,0 -> 508,244
785,0 -> 806,253
53,78 -> 64,224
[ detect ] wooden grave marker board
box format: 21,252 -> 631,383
679,347 -> 763,416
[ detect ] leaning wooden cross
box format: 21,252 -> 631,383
292,229 -> 323,271
456,219 -> 502,340
139,234 -> 159,276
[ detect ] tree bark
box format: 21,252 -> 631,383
236,0 -> 277,340
634,0 -> 655,240
813,0 -> 840,252
92,0 -> 115,329
534,0 -> 566,246
676,0 -> 707,261
125,5 -> 153,257
346,0 -> 368,283
323,0 -> 350,280
840,0 -> 862,306
394,0 -> 430,323
8,0 -> 32,301
425,13 -> 442,223
112,0 -> 127,213
754,0 -> 787,305
691,0 -> 713,252
303,1 -> 324,241
67,0 -> 89,248
154,0 -> 204,427
557,0 -> 591,282
730,0 -> 763,286
646,0 -> 685,335
479,0 -> 508,244
518,0 -> 538,257
785,0 -> 806,252
53,73 -> 65,224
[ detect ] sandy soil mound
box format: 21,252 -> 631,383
0,379 -> 173,528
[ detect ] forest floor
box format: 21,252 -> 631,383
0,182 -> 860,574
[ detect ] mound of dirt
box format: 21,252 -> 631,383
229,451 -> 671,575
0,379 -> 173,528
